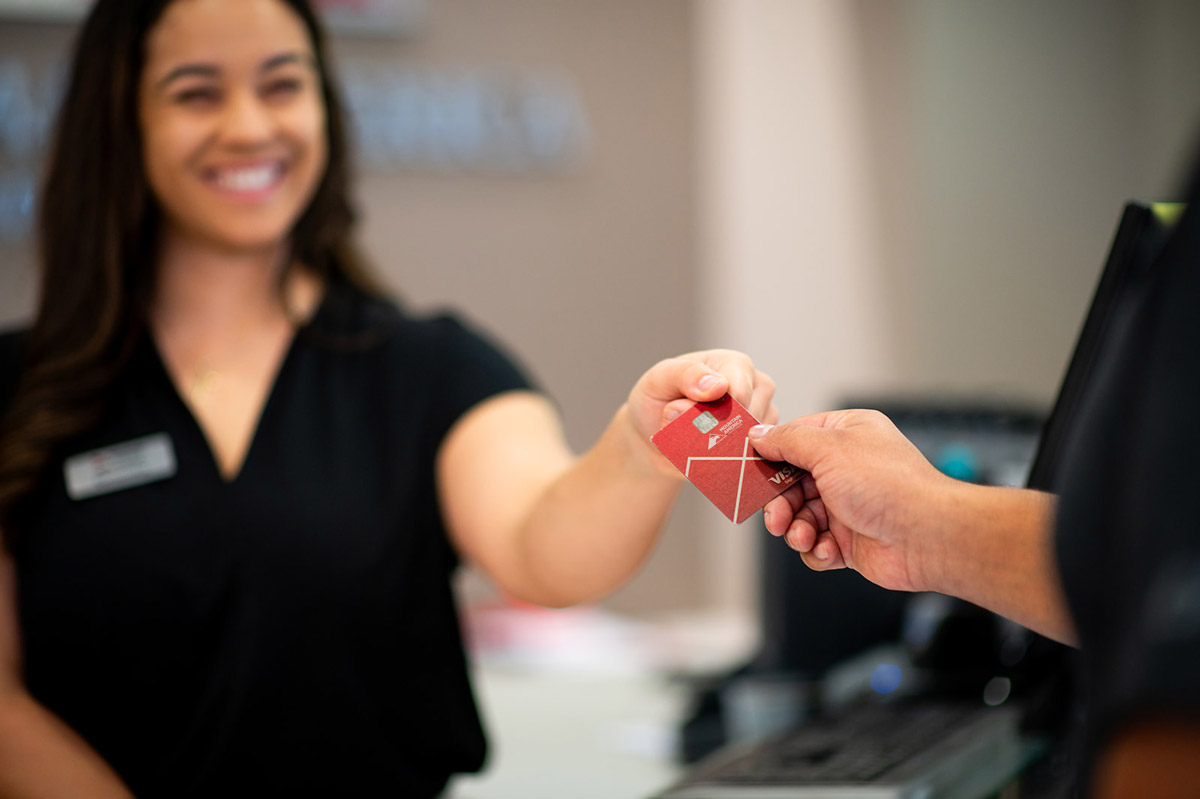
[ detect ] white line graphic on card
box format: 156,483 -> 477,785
686,438 -> 760,524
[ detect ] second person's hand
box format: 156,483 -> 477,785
748,409 -> 954,593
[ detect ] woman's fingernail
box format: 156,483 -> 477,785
749,424 -> 773,438
814,544 -> 829,561
664,407 -> 682,422
698,374 -> 723,392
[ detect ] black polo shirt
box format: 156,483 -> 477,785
1055,175 -> 1200,792
2,277 -> 534,797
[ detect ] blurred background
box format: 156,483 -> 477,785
2,1 -> 1199,796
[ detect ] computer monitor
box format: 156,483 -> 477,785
1026,201 -> 1183,492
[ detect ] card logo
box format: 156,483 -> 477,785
768,464 -> 800,484
708,434 -> 726,450
693,411 -> 719,434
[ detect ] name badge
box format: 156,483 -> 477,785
64,433 -> 177,500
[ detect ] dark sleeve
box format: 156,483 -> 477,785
1054,186 -> 1200,786
1107,203 -> 1200,711
424,314 -> 539,450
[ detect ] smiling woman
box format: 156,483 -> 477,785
0,0 -> 366,527
136,0 -> 332,479
0,1 -> 776,797
138,1 -> 327,254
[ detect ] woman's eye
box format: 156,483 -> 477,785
263,78 -> 303,99
174,87 -> 220,106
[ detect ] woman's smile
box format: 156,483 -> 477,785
204,159 -> 290,200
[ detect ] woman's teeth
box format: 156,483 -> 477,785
216,165 -> 278,191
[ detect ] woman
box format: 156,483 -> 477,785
0,1 -> 777,795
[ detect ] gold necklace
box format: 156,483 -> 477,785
189,364 -> 224,403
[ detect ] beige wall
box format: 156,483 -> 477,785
874,0 -> 1200,398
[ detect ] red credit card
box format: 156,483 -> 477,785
651,395 -> 801,523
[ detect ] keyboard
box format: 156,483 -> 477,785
654,701 -> 1030,799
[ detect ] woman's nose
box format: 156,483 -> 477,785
218,89 -> 274,144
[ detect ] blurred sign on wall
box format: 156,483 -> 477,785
340,63 -> 589,173
314,0 -> 424,37
0,0 -> 425,36
0,1 -> 89,23
0,57 -> 61,243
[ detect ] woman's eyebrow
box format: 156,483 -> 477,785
153,52 -> 314,92
260,51 -> 317,74
155,63 -> 220,92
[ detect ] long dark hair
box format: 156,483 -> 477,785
0,0 -> 374,533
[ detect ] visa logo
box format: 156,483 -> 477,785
768,464 -> 799,485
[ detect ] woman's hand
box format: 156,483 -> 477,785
624,349 -> 778,478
